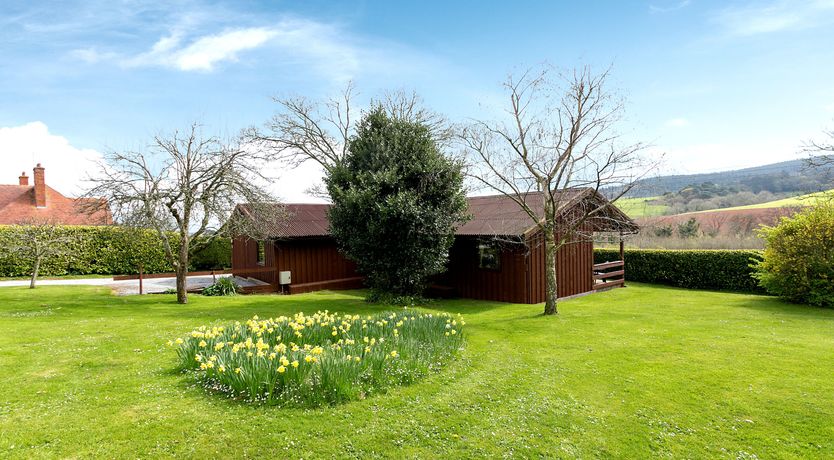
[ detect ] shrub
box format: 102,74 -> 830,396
201,277 -> 239,296
170,310 -> 465,407
326,107 -> 468,298
190,237 -> 232,270
595,248 -> 764,292
753,203 -> 834,307
676,218 -> 700,238
0,226 -> 231,277
653,225 -> 673,238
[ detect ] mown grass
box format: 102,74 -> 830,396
614,196 -> 669,218
1,284 -> 833,458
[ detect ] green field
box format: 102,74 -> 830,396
708,189 -> 834,212
614,196 -> 668,218
2,285 -> 833,458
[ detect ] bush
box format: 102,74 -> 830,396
190,237 -> 232,270
676,218 -> 700,238
753,203 -> 834,307
170,310 -> 465,407
595,248 -> 764,292
201,277 -> 239,296
0,226 -> 231,277
327,107 -> 468,298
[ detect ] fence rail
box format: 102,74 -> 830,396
592,260 -> 625,291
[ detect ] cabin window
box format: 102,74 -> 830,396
256,241 -> 266,266
478,242 -> 501,270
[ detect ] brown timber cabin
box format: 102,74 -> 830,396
232,189 -> 638,304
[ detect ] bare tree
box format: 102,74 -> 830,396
86,123 -> 279,304
245,83 -> 451,196
459,65 -> 653,315
803,125 -> 834,171
3,219 -> 77,288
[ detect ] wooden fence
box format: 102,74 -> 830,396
592,260 -> 625,290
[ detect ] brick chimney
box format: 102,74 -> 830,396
18,172 -> 28,186
33,163 -> 46,208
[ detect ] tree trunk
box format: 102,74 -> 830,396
30,257 -> 41,289
176,240 -> 189,304
543,228 -> 558,315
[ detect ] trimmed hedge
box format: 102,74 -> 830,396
0,226 -> 231,277
595,248 -> 765,293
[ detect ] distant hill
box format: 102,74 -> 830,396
615,158 -> 833,198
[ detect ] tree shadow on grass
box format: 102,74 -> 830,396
729,296 -> 834,321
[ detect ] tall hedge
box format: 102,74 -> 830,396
0,226 -> 230,277
594,248 -> 764,293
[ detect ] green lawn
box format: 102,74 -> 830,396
1,285 -> 833,458
614,196 -> 669,218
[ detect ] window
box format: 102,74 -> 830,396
256,241 -> 266,266
478,242 -> 501,270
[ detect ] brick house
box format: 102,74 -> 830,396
0,163 -> 111,225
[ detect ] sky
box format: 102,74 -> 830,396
1,0 -> 833,200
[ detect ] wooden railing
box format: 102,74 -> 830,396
593,260 -> 625,290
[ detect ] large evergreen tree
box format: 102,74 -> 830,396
326,107 -> 467,299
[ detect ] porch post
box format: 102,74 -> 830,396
619,230 -> 625,287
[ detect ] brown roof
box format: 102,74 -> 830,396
0,185 -> 112,225
240,188 -> 636,239
456,190 -> 589,236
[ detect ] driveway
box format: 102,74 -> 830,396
0,274 -> 269,295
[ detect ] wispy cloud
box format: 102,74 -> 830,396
665,117 -> 690,128
68,47 -> 118,64
712,0 -> 834,36
122,27 -> 277,71
67,17 -> 378,81
649,0 -> 691,14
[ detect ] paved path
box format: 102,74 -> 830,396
0,274 -> 268,295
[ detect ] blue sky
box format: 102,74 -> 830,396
1,0 -> 833,199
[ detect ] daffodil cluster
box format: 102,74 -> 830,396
170,310 -> 465,407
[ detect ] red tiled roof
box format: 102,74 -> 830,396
240,189 -> 636,238
0,184 -> 112,225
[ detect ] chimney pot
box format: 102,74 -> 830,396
33,163 -> 46,208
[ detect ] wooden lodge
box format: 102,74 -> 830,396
232,189 -> 638,304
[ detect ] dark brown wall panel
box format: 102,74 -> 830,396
435,237 -> 529,304
274,238 -> 358,285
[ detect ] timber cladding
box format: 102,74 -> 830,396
231,190 -> 635,303
273,238 -> 358,285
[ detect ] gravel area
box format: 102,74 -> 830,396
0,274 -> 269,295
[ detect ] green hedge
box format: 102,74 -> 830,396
594,248 -> 765,293
0,226 -> 231,277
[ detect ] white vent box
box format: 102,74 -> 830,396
279,271 -> 292,285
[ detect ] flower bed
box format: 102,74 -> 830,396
170,310 -> 465,407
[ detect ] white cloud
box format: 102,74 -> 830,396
654,140 -> 800,175
68,47 -> 118,64
0,122 -> 103,197
262,160 -> 328,204
123,27 -> 277,71
712,0 -> 834,36
664,117 -> 690,128
112,18 -> 361,79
